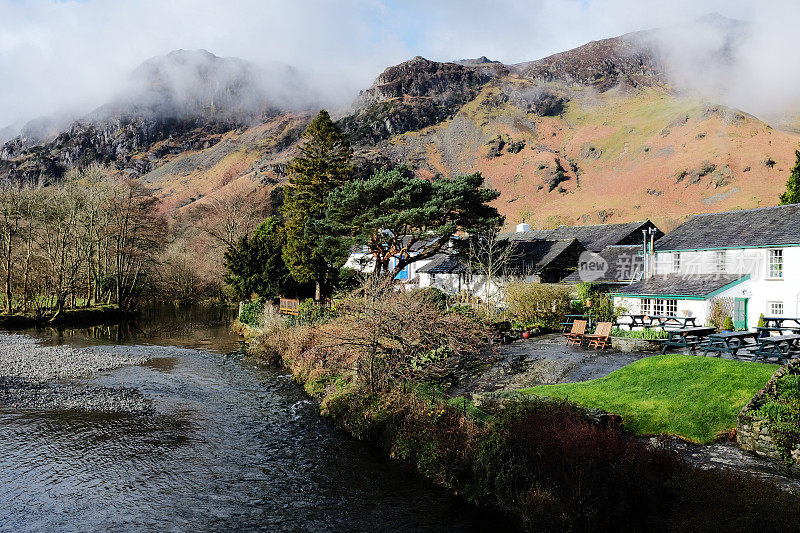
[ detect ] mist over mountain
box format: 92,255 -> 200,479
1,11 -> 800,232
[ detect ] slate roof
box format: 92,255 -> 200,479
510,239 -> 582,274
562,245 -> 644,283
416,254 -> 468,274
499,220 -> 659,252
417,239 -> 582,275
614,274 -> 747,298
655,204 -> 800,251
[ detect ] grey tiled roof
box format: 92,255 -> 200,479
655,204 -> 800,251
562,245 -> 644,283
499,220 -> 659,251
417,239 -> 582,275
511,239 -> 582,273
416,254 -> 468,274
615,274 -> 746,297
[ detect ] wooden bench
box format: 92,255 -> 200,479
702,331 -> 759,358
661,327 -> 716,354
750,334 -> 800,363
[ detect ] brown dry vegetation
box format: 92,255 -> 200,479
248,281 -> 800,532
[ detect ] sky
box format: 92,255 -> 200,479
0,0 -> 789,129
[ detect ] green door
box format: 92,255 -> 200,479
734,298 -> 748,330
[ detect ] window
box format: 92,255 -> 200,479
673,253 -> 681,272
665,299 -> 678,316
769,301 -> 784,316
768,249 -> 783,279
714,251 -> 726,273
653,299 -> 665,316
640,298 -> 652,315
640,298 -> 677,316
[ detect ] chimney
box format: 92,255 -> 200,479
516,223 -> 531,233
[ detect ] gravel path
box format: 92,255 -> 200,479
0,333 -> 153,413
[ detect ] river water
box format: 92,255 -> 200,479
0,304 -> 507,532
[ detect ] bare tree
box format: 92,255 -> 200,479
321,276 -> 493,391
466,231 -> 520,313
194,185 -> 266,249
105,178 -> 167,309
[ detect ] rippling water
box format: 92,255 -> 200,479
0,305 -> 508,532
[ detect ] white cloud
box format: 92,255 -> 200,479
0,0 -> 797,129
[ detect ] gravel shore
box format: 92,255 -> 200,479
0,333 -> 153,413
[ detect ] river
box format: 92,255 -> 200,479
0,304 -> 508,532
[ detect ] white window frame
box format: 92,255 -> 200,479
768,301 -> 784,316
640,298 -> 652,316
714,251 -> 726,273
665,299 -> 678,317
768,249 -> 783,279
673,253 -> 681,272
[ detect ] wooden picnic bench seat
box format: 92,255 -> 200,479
584,322 -> 613,350
661,327 -> 716,354
564,320 -> 588,347
749,334 -> 800,363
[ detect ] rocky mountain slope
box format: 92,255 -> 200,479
1,24 -> 799,231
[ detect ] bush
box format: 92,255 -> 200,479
722,315 -> 734,331
708,299 -> 726,329
756,371 -> 800,464
503,282 -> 572,331
239,298 -> 264,328
610,328 -> 669,340
287,298 -> 334,327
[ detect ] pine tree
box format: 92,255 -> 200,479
282,110 -> 353,300
779,149 -> 800,205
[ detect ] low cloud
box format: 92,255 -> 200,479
0,0 -> 797,133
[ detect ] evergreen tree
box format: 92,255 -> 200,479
282,110 -> 353,299
780,149 -> 800,205
325,167 -> 502,278
223,217 -> 297,300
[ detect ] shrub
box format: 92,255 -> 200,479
287,298 -> 334,327
755,371 -> 800,464
708,299 -> 726,329
503,282 -> 572,331
610,328 -> 669,340
722,315 -> 734,331
758,313 -> 766,328
239,298 -> 264,328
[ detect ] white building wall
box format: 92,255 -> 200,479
640,245 -> 800,329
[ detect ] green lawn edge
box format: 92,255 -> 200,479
519,354 -> 778,444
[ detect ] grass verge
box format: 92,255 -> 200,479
520,354 -> 778,444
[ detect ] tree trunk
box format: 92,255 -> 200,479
315,280 -> 322,302
5,238 -> 12,314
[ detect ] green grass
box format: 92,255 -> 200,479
519,354 -> 778,444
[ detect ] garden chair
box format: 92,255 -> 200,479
585,322 -> 613,350
564,320 -> 587,347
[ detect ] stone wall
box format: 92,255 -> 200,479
737,361 -> 800,474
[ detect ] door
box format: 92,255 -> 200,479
734,298 -> 748,330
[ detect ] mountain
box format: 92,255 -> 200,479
0,50 -> 314,186
1,21 -> 799,230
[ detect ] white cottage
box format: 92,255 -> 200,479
614,204 -> 800,329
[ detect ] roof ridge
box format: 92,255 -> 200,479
555,220 -> 647,229
690,203 -> 800,218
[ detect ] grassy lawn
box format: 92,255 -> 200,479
519,354 -> 778,444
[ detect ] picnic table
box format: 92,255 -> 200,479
750,334 -> 800,363
761,317 -> 800,329
661,327 -> 716,354
702,331 -> 759,358
649,315 -> 698,329
618,314 -> 697,330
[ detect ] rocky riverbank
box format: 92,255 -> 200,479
0,333 -> 153,413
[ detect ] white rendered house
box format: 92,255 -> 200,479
613,204 -> 800,329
